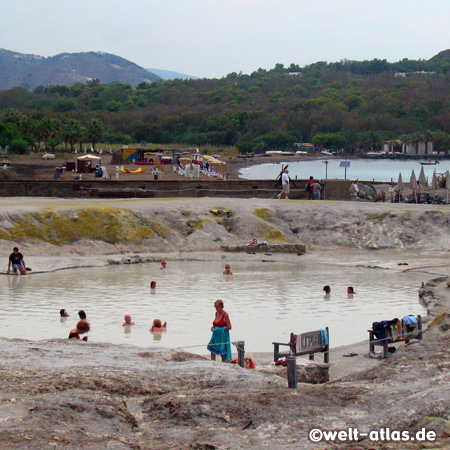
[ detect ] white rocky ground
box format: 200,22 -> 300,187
0,197 -> 450,449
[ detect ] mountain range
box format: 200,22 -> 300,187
0,49 -> 164,90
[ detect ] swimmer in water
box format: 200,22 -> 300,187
160,260 -> 168,270
123,314 -> 135,326
150,281 -> 156,290
60,309 -> 70,317
150,319 -> 167,332
223,264 -> 233,275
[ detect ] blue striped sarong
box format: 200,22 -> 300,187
207,326 -> 232,361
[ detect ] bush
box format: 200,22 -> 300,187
8,139 -> 29,155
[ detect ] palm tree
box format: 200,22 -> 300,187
62,119 -> 83,153
86,119 -> 104,152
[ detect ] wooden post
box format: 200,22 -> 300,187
273,343 -> 279,362
237,341 -> 245,368
324,327 -> 330,364
417,315 -> 423,340
287,356 -> 297,389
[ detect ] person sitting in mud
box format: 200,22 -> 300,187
60,309 -> 70,317
150,319 -> 167,333
7,247 -> 27,275
69,320 -> 90,341
123,314 -> 135,326
223,264 -> 233,275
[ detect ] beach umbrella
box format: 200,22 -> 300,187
431,170 -> 438,190
182,151 -> 190,155
409,170 -> 417,189
446,170 -> 450,202
418,166 -> 428,187
395,173 -> 404,192
193,153 -> 201,156
173,152 -> 181,155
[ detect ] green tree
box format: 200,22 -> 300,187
86,119 -> 104,151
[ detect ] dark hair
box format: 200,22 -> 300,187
348,286 -> 354,293
150,281 -> 156,287
13,247 -> 18,252
323,285 -> 331,294
78,310 -> 86,320
60,309 -> 66,316
77,320 -> 90,333
153,319 -> 162,328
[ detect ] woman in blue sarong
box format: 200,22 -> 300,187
207,299 -> 232,362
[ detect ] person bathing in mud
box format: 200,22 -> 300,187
7,247 -> 27,275
123,315 -> 135,326
69,320 -> 90,341
150,319 -> 167,333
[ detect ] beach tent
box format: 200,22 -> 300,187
431,170 -> 438,190
418,166 -> 428,187
77,154 -> 101,173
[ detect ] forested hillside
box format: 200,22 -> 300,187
1,52 -> 450,154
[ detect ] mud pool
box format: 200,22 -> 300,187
0,261 -> 428,354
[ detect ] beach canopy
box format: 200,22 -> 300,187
418,166 -> 428,186
431,170 -> 438,190
395,173 -> 404,192
409,170 -> 417,189
77,154 -> 101,160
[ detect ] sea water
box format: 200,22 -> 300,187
0,261 -> 427,354
239,158 -> 450,183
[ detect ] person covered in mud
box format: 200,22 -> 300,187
69,320 -> 90,341
7,247 -> 27,275
207,300 -> 232,362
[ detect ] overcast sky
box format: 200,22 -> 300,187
2,0 -> 450,78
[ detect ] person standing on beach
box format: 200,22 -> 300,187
277,168 -> 290,199
306,176 -> 314,200
7,247 -> 27,275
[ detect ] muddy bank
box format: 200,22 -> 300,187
1,198 -> 450,449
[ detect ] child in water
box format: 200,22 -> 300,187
150,319 -> 167,332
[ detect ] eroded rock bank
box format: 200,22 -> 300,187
1,198 -> 450,260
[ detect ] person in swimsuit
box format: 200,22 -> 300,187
208,299 -> 232,362
69,320 -> 90,341
150,319 -> 167,332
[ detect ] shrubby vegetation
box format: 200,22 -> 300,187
1,55 -> 450,153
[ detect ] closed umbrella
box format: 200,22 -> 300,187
418,166 -> 428,187
409,170 -> 417,189
431,170 -> 438,190
446,170 -> 450,202
395,173 -> 404,192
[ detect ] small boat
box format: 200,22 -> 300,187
420,160 -> 439,165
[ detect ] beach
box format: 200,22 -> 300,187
0,195 -> 450,448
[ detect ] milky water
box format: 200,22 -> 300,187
0,261 -> 427,355
239,158 -> 450,183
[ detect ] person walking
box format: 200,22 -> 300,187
277,168 -> 290,199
